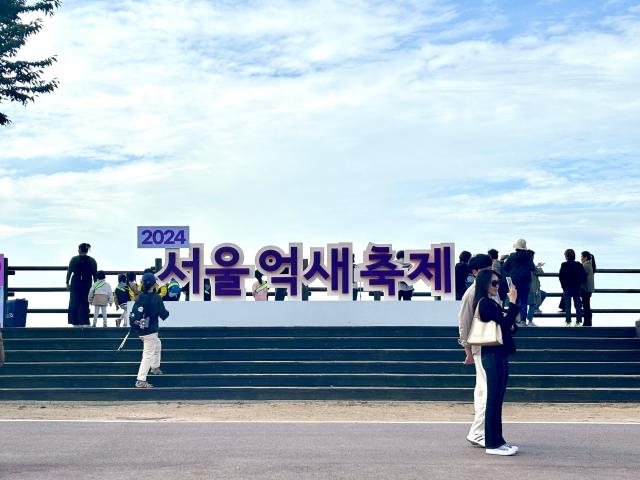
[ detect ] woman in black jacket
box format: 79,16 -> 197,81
473,269 -> 519,456
559,249 -> 586,326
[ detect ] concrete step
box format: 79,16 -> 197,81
1,386 -> 639,402
2,326 -> 636,339
3,361 -> 638,376
5,337 -> 639,350
7,349 -> 640,362
2,374 -> 639,389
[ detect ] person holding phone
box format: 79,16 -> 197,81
473,269 -> 520,456
457,253 -> 494,448
503,239 -> 536,325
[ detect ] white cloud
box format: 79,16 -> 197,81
0,0 -> 639,276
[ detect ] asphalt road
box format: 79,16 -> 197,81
0,421 -> 638,479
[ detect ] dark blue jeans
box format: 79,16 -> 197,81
563,289 -> 582,324
482,351 -> 509,449
515,283 -> 530,324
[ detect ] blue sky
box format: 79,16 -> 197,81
1,1 -> 639,322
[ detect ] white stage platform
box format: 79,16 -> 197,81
156,301 -> 461,327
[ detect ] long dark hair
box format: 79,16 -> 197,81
581,251 -> 596,273
472,269 -> 496,310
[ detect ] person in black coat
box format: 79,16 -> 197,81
65,243 -> 98,327
503,239 -> 535,324
473,269 -> 520,455
455,251 -> 472,300
559,249 -> 586,326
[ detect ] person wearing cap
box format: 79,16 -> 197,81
133,272 -> 170,388
138,267 -> 168,299
457,253 -> 495,448
503,239 -> 536,326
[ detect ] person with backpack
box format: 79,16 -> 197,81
163,278 -> 182,302
88,270 -> 113,327
114,274 -> 133,327
139,267 -> 168,299
560,249 -> 587,326
127,271 -> 140,300
66,243 -> 98,327
252,271 -> 270,301
131,272 -> 170,388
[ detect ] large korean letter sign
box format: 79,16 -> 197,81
356,243 -> 454,300
156,242 -> 349,301
154,242 -> 454,301
0,253 -> 5,327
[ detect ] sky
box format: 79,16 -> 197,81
1,0 -> 639,324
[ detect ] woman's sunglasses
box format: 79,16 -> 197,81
490,280 -> 500,287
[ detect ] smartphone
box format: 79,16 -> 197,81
506,277 -> 514,290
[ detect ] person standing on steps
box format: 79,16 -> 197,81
580,251 -> 596,327
503,239 -> 536,325
66,243 -> 98,327
131,272 -> 170,388
559,249 -> 586,327
455,251 -> 472,300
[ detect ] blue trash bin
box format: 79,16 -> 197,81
4,299 -> 28,327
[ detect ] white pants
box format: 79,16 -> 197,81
93,305 -> 108,326
137,333 -> 162,381
116,303 -> 129,326
468,351 -> 487,440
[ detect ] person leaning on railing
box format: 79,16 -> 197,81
559,249 -> 587,327
580,251 -> 596,327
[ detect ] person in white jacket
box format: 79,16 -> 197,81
88,270 -> 114,327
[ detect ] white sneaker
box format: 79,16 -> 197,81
466,435 -> 485,447
505,443 -> 519,453
486,444 -> 517,456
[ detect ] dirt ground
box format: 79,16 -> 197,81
0,401 -> 638,422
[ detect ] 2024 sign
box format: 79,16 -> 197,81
137,226 -> 190,249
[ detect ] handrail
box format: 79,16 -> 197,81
4,263 -> 640,318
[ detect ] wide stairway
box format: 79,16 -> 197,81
1,326 -> 639,401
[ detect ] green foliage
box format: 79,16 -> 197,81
0,0 -> 61,126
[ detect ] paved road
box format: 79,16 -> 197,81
0,421 -> 638,479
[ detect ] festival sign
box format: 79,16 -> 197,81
151,241 -> 455,301
137,226 -> 190,248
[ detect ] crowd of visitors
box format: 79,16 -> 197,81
455,241 -> 595,327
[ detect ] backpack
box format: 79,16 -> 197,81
129,295 -> 152,331
115,285 -> 130,306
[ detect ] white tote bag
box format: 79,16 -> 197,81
467,304 -> 503,346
